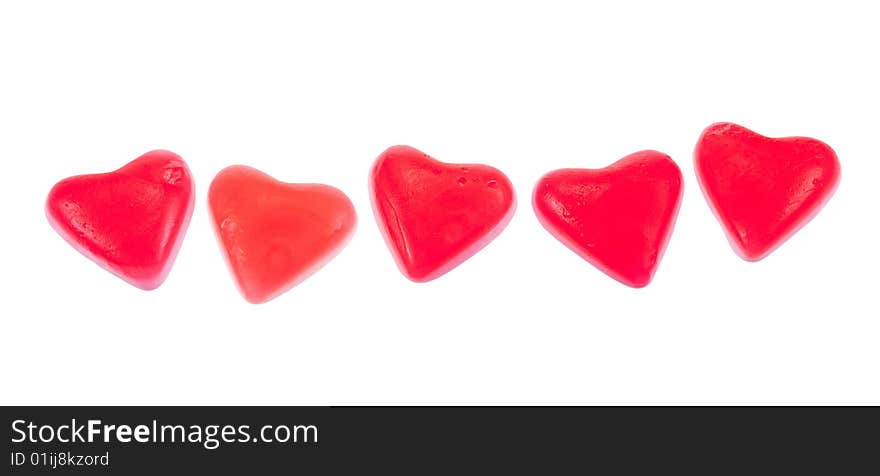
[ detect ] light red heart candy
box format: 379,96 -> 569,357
694,122 -> 841,261
532,150 -> 683,288
45,150 -> 195,290
369,145 -> 516,282
208,165 -> 357,304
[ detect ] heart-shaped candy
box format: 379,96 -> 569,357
694,122 -> 841,261
532,150 -> 683,288
208,166 -> 357,304
45,150 -> 195,290
369,145 -> 516,282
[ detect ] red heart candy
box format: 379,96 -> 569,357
532,150 -> 683,288
208,166 -> 357,304
694,122 -> 841,261
369,145 -> 516,282
45,150 -> 195,290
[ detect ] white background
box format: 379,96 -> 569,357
1,1 -> 878,405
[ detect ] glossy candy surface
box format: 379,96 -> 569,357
694,122 -> 841,261
369,145 -> 516,282
533,150 -> 683,288
208,166 -> 357,304
45,150 -> 195,290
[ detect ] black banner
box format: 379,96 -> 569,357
3,407 -> 878,473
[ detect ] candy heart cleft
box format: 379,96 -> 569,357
208,165 -> 357,304
369,145 -> 516,282
694,122 -> 841,261
533,150 -> 683,288
45,150 -> 195,290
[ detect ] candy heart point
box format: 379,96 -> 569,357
694,122 -> 841,261
45,150 -> 195,290
369,145 -> 516,282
